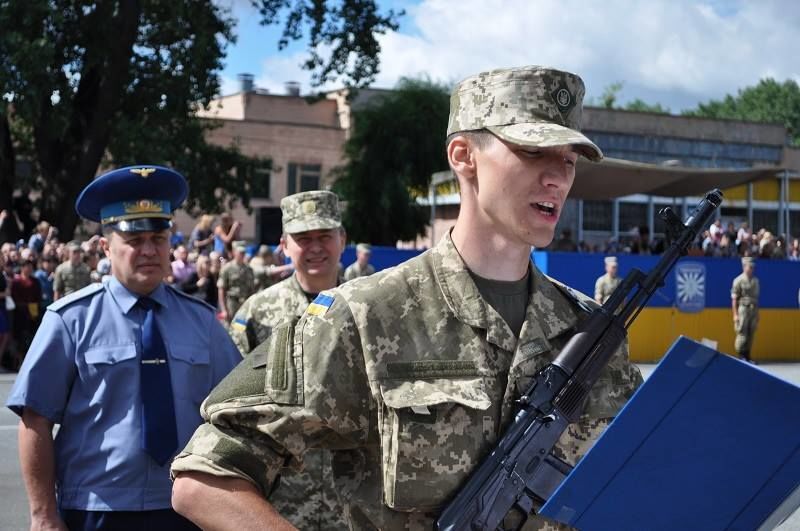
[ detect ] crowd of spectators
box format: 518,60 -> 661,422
551,221 -> 800,261
0,210 -> 293,372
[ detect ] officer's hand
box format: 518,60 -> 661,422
30,513 -> 68,531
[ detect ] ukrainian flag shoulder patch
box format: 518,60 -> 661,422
307,294 -> 335,316
231,317 -> 247,331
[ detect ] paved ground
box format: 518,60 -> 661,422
1,363 -> 798,530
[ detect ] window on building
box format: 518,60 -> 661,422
254,166 -> 271,199
238,161 -> 272,199
720,207 -> 748,227
753,209 -> 777,234
789,209 -> 800,238
619,202 -> 648,233
582,200 -> 613,231
287,163 -> 322,194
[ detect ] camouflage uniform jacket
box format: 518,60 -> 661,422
53,262 -> 92,297
593,274 -> 621,304
230,273 -> 348,530
250,257 -> 275,292
173,232 -> 643,530
343,262 -> 376,282
217,261 -> 255,317
230,274 -> 310,354
731,273 -> 759,308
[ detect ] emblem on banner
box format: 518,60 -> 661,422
676,262 -> 706,313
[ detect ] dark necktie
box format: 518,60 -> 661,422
138,297 -> 178,466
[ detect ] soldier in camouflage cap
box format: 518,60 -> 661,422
53,241 -> 91,300
172,66 -> 642,530
594,256 -> 621,304
731,256 -> 759,363
217,240 -> 255,322
281,190 -> 342,234
227,190 -> 347,530
447,65 -> 602,161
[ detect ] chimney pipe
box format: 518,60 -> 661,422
238,73 -> 255,93
285,81 -> 301,96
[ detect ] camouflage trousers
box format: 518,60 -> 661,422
734,304 -> 758,360
270,448 -> 349,530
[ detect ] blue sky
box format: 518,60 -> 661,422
217,0 -> 799,113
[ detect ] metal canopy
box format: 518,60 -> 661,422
570,158 -> 785,200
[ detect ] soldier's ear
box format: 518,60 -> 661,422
448,135 -> 477,182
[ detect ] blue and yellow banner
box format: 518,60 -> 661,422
535,252 -> 800,362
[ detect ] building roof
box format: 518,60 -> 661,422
571,158 -> 786,199
426,159 -> 787,203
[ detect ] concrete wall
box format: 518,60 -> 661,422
583,107 -> 787,145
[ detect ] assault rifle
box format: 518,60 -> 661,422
437,189 -> 724,531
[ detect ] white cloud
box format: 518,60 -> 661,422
223,0 -> 800,111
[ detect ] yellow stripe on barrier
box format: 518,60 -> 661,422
628,308 -> 800,363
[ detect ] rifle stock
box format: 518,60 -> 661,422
436,189 -> 723,531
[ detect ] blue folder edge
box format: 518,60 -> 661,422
539,336 -> 800,530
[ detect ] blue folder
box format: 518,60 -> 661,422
539,336 -> 800,531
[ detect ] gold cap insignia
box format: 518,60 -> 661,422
123,199 -> 164,214
130,167 -> 156,178
301,200 -> 316,214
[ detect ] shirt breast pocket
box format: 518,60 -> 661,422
170,345 -> 211,405
83,344 -> 138,381
378,376 -> 494,512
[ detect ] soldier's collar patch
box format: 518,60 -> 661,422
307,293 -> 334,316
550,84 -> 576,121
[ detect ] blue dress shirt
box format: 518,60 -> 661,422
6,276 -> 242,511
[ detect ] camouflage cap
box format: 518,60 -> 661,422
232,240 -> 247,252
604,256 -> 618,265
281,191 -> 342,234
356,243 -> 372,253
742,256 -> 755,267
447,65 -> 602,161
66,240 -> 82,252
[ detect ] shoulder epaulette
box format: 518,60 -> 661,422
48,282 -> 105,312
166,284 -> 217,313
546,275 -> 599,315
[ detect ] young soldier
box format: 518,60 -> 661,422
594,256 -> 621,304
217,241 -> 255,322
171,66 -> 643,530
52,241 -> 91,300
343,243 -> 375,281
731,256 -> 760,363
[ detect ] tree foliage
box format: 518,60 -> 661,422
592,81 -> 669,114
599,81 -> 624,109
624,98 -> 670,114
684,78 -> 800,146
0,0 -> 400,241
333,78 -> 450,245
254,0 -> 401,87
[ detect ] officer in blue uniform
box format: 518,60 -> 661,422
6,166 -> 242,531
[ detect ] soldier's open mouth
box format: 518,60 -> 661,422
535,202 -> 556,216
